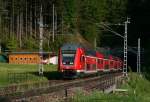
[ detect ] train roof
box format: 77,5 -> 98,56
61,43 -> 97,56
61,43 -> 83,51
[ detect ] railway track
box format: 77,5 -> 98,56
0,72 -> 123,101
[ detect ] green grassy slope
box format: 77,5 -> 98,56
0,63 -> 57,87
70,73 -> 150,102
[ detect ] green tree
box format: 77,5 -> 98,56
24,36 -> 38,51
6,37 -> 18,51
0,0 -> 128,51
63,0 -> 78,34
77,0 -> 108,45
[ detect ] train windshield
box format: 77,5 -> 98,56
62,50 -> 76,65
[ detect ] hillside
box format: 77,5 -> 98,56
63,33 -> 94,49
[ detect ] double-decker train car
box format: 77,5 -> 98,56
58,43 -> 123,78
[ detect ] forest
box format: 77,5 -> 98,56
0,0 -> 128,51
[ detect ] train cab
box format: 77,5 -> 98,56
58,43 -> 85,78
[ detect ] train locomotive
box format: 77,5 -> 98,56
58,43 -> 123,78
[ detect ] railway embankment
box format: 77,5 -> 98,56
68,73 -> 150,102
0,72 -> 123,102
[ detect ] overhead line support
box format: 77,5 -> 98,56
123,17 -> 130,77
39,5 -> 44,75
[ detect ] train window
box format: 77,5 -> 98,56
87,64 -> 90,69
110,61 -> 113,65
62,50 -> 76,54
98,59 -> 100,64
85,50 -> 96,56
80,56 -> 85,62
98,59 -> 103,64
62,53 -> 75,65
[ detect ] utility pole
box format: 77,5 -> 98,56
0,0 -> 1,32
55,9 -> 57,35
0,44 -> 1,53
0,10 -> 1,33
123,17 -> 130,77
52,4 -> 55,42
0,39 -> 1,53
137,38 -> 141,74
39,5 -> 44,75
94,38 -> 97,49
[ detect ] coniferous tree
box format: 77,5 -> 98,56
0,0 -> 128,50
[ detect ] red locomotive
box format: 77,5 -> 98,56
58,43 -> 123,78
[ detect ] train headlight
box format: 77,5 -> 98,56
70,62 -> 73,64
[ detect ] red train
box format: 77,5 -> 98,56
58,43 -> 123,78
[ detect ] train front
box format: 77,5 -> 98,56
58,43 -> 84,78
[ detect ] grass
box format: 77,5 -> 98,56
69,73 -> 150,102
0,63 -> 58,87
1,63 -> 149,101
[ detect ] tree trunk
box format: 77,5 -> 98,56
34,0 -> 37,38
26,0 -> 28,40
30,2 -> 32,37
19,12 -> 23,48
17,13 -> 19,40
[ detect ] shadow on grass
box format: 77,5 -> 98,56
145,72 -> 150,81
30,71 -> 63,80
0,97 -> 10,102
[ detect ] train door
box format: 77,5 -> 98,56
104,59 -> 109,71
80,55 -> 85,70
84,56 -> 97,73
109,60 -> 114,70
97,58 -> 104,71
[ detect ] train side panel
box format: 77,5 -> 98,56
96,52 -> 104,71
74,48 -> 85,72
85,56 -> 97,72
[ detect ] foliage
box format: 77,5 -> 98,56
48,35 -> 65,52
0,0 -> 128,51
6,36 -> 18,51
23,36 -> 38,50
63,0 -> 77,34
76,0 -> 127,46
69,73 -> 150,102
